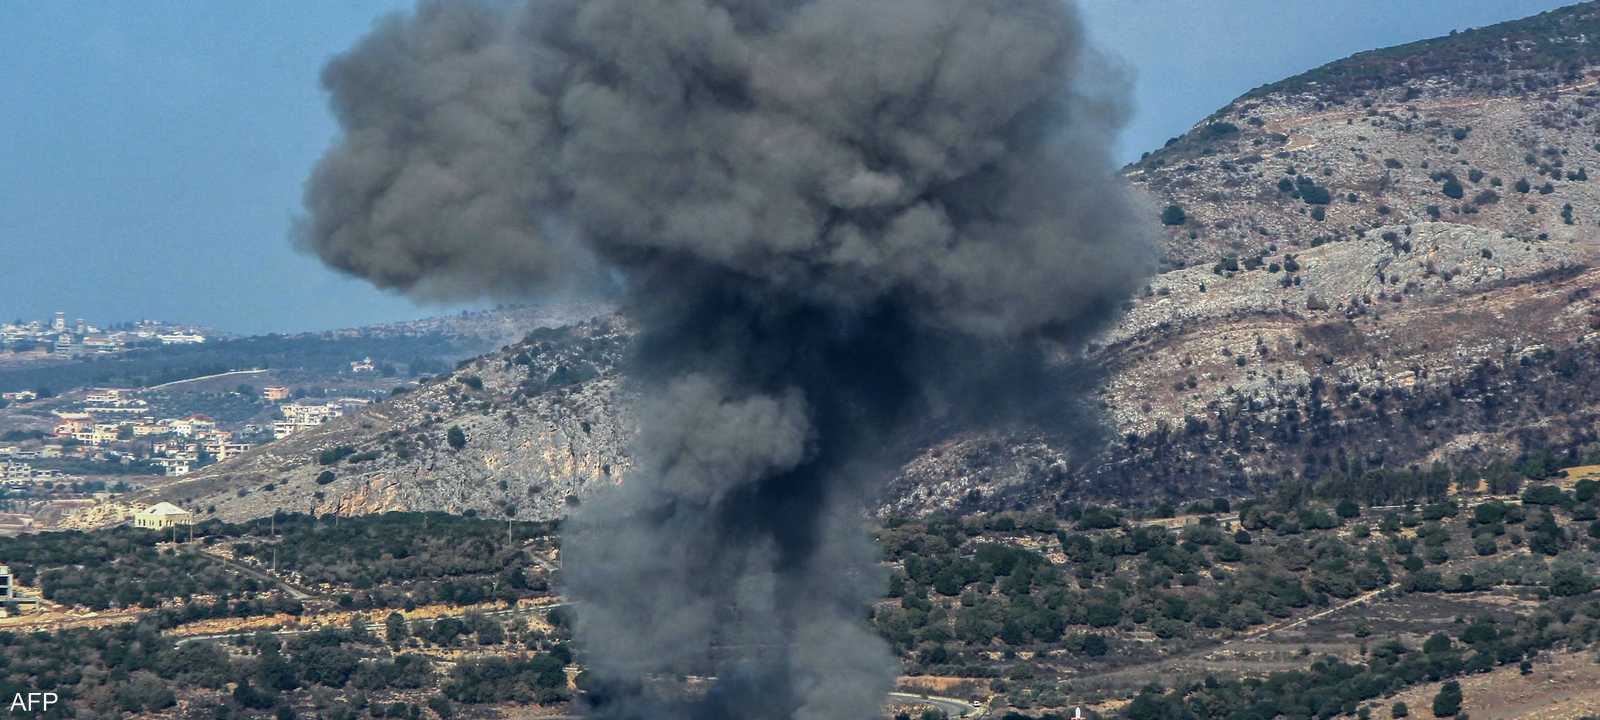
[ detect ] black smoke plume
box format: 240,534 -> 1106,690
301,1 -> 1155,717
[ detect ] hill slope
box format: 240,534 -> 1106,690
93,2 -> 1600,524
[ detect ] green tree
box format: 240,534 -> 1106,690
1432,680 -> 1462,717
1393,701 -> 1409,717
1550,563 -> 1594,597
385,612 -> 409,646
447,426 -> 467,451
1161,205 -> 1187,226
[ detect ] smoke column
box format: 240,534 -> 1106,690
300,1 -> 1155,717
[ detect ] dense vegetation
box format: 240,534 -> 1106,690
0,527 -> 265,611
11,479 -> 1600,718
0,512 -> 559,616
0,611 -> 572,720
874,470 -> 1600,715
214,512 -> 556,600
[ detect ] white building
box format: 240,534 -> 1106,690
273,402 -> 345,439
133,502 -> 193,530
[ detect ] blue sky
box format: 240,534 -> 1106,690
0,1 -> 1576,335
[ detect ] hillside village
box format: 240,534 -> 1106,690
0,385 -> 383,486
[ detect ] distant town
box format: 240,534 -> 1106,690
1,310 -> 211,361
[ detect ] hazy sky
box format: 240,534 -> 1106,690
0,1 -> 1575,335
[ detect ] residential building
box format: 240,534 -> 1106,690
262,386 -> 291,402
52,413 -> 94,438
131,420 -> 169,436
80,335 -> 123,353
350,356 -> 376,373
274,402 -> 345,439
170,415 -> 217,437
152,458 -> 191,476
133,502 -> 193,530
84,388 -> 127,404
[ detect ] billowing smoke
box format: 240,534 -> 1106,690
301,1 -> 1154,717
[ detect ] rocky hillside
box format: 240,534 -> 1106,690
897,0 -> 1600,510
97,319 -> 635,524
89,2 -> 1600,524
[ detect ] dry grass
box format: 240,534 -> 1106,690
1361,649 -> 1600,719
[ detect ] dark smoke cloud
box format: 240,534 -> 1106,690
302,1 -> 1155,717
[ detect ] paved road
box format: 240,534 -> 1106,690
887,691 -> 986,718
145,368 -> 269,390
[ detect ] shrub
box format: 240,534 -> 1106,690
316,471 -> 336,485
1432,680 -> 1462,717
1441,177 -> 1464,199
1550,563 -> 1594,597
447,426 -> 468,451
319,446 -> 356,466
1522,485 -> 1568,506
1161,205 -> 1187,226
1515,178 -> 1531,193
1299,182 -> 1332,205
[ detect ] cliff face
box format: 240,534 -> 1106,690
102,3 -> 1600,525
